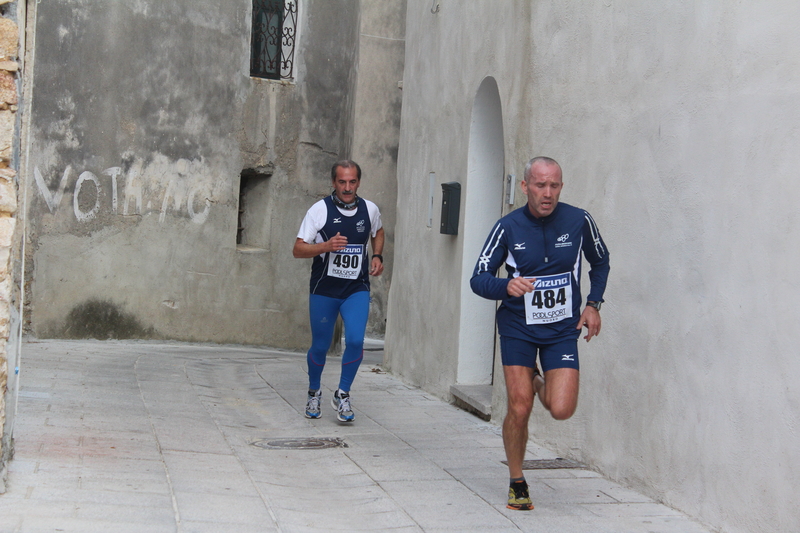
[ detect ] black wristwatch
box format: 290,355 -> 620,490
586,301 -> 601,311
372,254 -> 383,263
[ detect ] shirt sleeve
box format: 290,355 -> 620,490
366,200 -> 383,237
470,221 -> 512,301
296,201 -> 327,244
581,210 -> 610,302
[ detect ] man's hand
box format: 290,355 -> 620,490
369,256 -> 384,276
576,305 -> 601,342
507,277 -> 535,297
327,232 -> 348,252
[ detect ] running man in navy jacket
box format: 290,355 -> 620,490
471,157 -> 610,510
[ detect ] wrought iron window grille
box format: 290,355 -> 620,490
250,0 -> 298,80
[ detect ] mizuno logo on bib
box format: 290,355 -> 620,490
327,244 -> 364,280
523,272 -> 573,325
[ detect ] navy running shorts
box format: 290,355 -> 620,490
499,336 -> 579,372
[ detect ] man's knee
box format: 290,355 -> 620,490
545,395 -> 577,420
548,403 -> 576,421
343,336 -> 364,352
506,397 -> 534,421
307,349 -> 328,367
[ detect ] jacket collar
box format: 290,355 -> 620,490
523,202 -> 560,224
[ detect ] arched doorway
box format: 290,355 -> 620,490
456,77 -> 505,393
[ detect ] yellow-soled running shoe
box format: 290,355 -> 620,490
507,480 -> 534,510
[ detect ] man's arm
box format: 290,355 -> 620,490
294,202 -> 347,259
369,227 -> 385,276
576,211 -> 610,341
580,211 -> 610,304
292,233 -> 348,258
470,222 -> 513,300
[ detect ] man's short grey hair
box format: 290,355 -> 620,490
524,156 -> 561,181
331,160 -> 362,181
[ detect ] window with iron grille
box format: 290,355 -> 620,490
250,0 -> 298,80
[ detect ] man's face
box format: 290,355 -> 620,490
332,166 -> 360,204
521,161 -> 563,218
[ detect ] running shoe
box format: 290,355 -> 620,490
305,389 -> 322,419
507,480 -> 534,510
331,389 -> 355,422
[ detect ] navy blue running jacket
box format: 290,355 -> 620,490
470,202 -> 610,344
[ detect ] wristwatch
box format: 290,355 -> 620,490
586,301 -> 601,311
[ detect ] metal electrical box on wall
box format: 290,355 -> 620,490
440,182 -> 461,235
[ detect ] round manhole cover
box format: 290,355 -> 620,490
251,437 -> 348,450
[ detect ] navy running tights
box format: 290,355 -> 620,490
307,291 -> 370,392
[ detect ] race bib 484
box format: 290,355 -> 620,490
523,272 -> 573,325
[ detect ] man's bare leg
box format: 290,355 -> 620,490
503,365 -> 535,479
534,367 -> 579,421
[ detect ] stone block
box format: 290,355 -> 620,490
0,177 -> 15,214
0,215 -> 15,247
0,70 -> 15,106
0,109 -> 13,161
0,246 -> 9,274
0,18 -> 18,60
0,274 -> 9,303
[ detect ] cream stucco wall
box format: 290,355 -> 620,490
386,2 -> 800,532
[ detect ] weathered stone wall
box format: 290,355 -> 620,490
23,0 -> 402,347
0,0 -> 20,494
351,0 -> 406,335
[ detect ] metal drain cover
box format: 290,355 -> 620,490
502,458 -> 587,470
252,437 -> 348,450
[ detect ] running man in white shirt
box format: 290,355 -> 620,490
293,160 -> 385,422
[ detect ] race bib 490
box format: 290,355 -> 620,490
523,272 -> 573,325
327,244 -> 364,280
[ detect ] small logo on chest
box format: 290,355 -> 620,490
514,242 -> 526,250
555,233 -> 572,248
356,220 -> 366,233
333,217 -> 342,223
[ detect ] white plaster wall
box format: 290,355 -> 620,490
385,3 -> 499,394
388,2 -> 800,532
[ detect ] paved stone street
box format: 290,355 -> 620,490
0,340 -> 713,533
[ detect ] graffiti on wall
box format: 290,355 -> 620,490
34,164 -> 212,224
